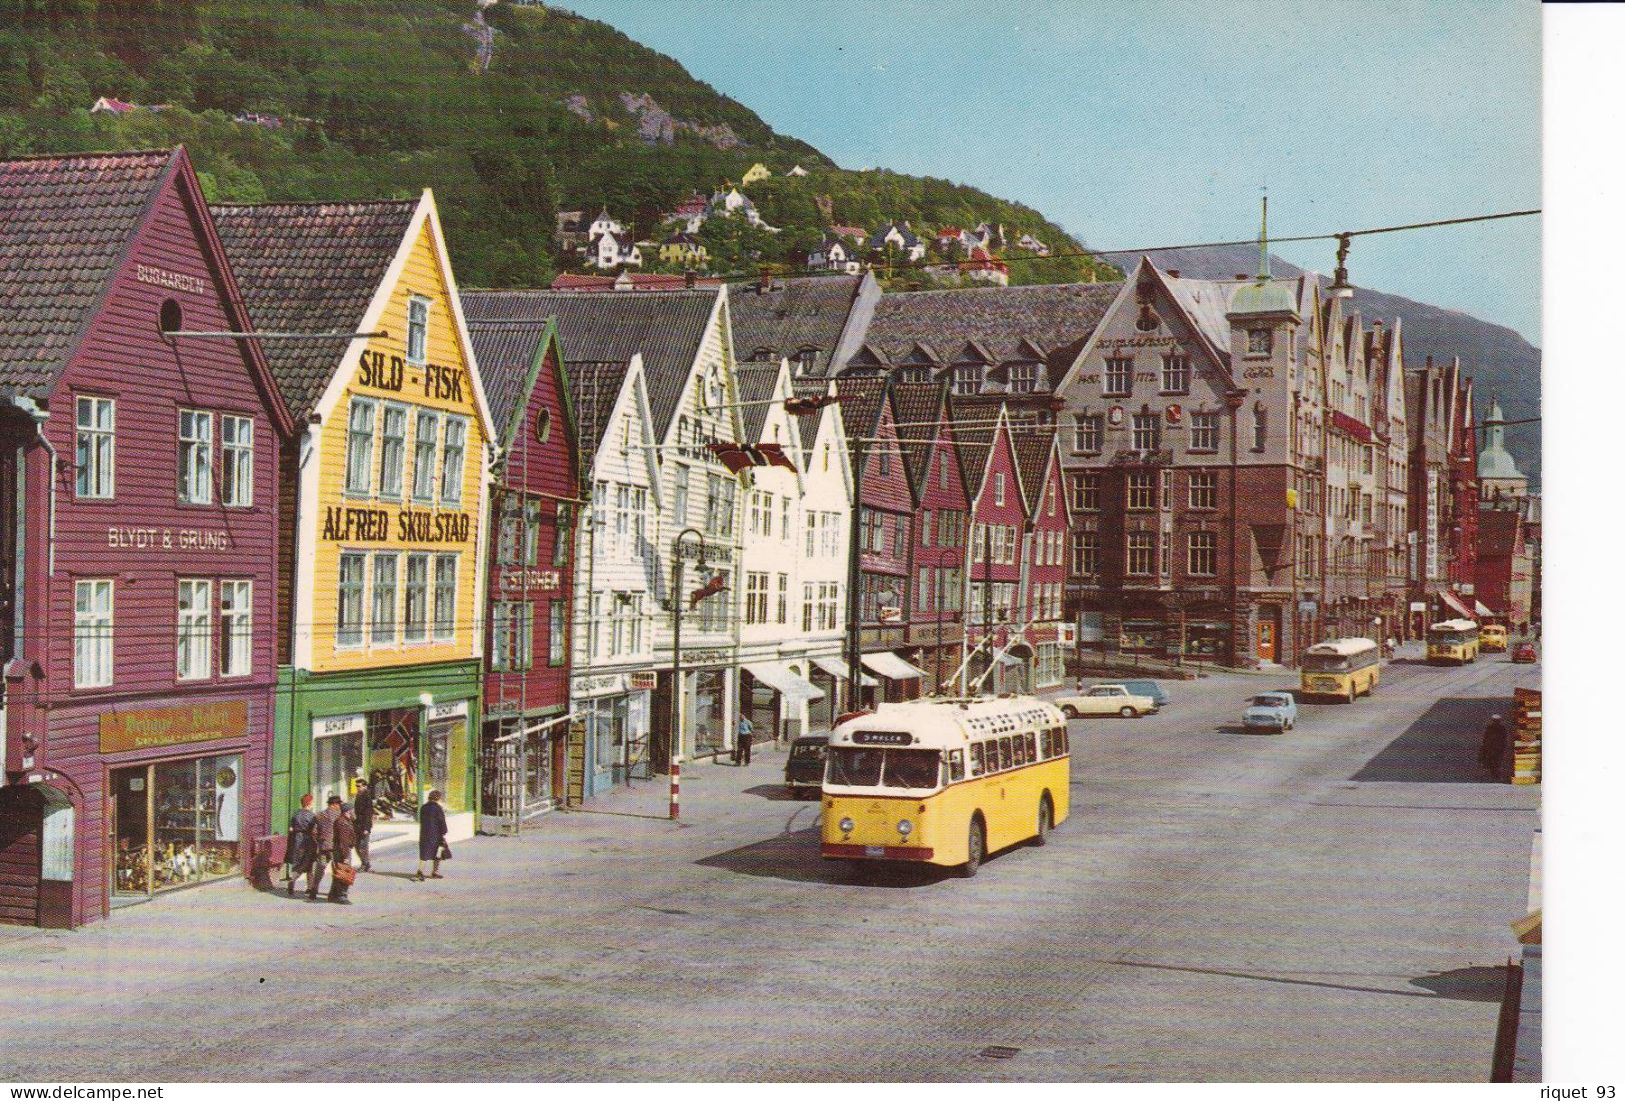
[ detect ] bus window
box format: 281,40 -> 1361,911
947,749 -> 965,782
1039,730 -> 1052,758
882,749 -> 941,790
1017,734 -> 1031,766
1025,732 -> 1037,761
969,743 -> 985,776
998,736 -> 1014,771
1056,728 -> 1068,754
826,747 -> 883,786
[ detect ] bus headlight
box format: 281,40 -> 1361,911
896,819 -> 913,837
838,817 -> 855,834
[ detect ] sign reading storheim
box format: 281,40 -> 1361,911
100,700 -> 249,754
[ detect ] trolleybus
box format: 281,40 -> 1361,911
1427,618 -> 1481,665
821,696 -> 1070,877
1479,623 -> 1509,653
1300,637 -> 1382,702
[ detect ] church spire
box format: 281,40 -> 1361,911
1257,194 -> 1271,281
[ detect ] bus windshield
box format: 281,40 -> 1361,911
1302,653 -> 1351,672
826,747 -> 942,790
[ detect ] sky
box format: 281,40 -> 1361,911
554,0 -> 1541,344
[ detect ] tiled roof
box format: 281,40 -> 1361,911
550,272 -> 721,291
1013,429 -> 1057,513
0,148 -> 177,397
729,274 -> 866,375
792,377 -> 833,453
889,379 -> 947,493
563,358 -> 636,457
460,288 -> 718,440
212,199 -> 417,419
733,363 -> 781,443
855,281 -> 1120,379
834,374 -> 887,442
467,320 -> 548,446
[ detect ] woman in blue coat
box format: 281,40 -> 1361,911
414,789 -> 449,881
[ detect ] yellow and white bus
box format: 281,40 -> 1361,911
1479,623 -> 1509,653
821,697 -> 1070,877
1427,618 -> 1481,665
1300,637 -> 1382,702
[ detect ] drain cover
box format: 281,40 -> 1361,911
978,1046 -> 1021,1060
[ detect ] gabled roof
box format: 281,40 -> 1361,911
564,358 -> 642,458
733,362 -> 783,443
0,148 -> 176,397
955,405 -> 1020,507
1013,428 -> 1058,514
854,282 -> 1119,379
889,379 -> 948,495
459,287 -> 721,439
212,198 -> 418,420
466,316 -> 574,456
728,273 -> 872,375
834,374 -> 888,441
792,377 -> 833,453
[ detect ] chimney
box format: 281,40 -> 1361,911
1425,354 -> 1434,368
758,265 -> 773,294
684,269 -> 696,289
1167,269 -> 1181,278
1234,274 -> 1248,281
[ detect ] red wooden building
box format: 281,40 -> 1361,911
1015,427 -> 1073,691
961,407 -> 1032,692
463,314 -> 580,825
894,380 -> 971,694
0,148 -> 292,927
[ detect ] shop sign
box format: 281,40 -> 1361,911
107,526 -> 232,552
100,700 -> 248,755
573,672 -> 629,698
320,504 -> 471,544
357,349 -> 467,402
429,700 -> 469,722
1409,601 -> 1427,612
629,671 -> 657,691
1298,600 -> 1318,614
316,714 -> 366,737
676,542 -> 733,564
683,649 -> 732,666
499,567 -> 562,593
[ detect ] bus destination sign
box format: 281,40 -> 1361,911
851,731 -> 914,746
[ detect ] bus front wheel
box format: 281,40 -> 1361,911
1032,794 -> 1053,846
963,817 -> 986,877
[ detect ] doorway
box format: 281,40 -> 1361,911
1256,608 -> 1281,663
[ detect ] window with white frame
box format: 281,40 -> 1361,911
177,579 -> 212,680
1190,410 -> 1220,451
953,365 -> 979,395
220,579 -> 252,677
673,466 -> 690,526
178,409 -> 213,504
346,399 -> 376,495
1161,353 -> 1191,394
1071,531 -> 1098,576
74,579 -> 113,688
221,414 -> 253,507
404,553 -> 430,642
1189,470 -> 1218,509
777,573 -> 788,623
491,601 -> 533,671
76,396 -> 115,499
1127,532 -> 1154,576
440,416 -> 467,504
1131,412 -> 1161,452
549,600 -> 567,664
802,583 -> 816,632
412,409 -> 440,502
1104,356 -> 1133,396
745,571 -> 769,625
337,553 -> 366,647
432,553 -> 457,640
407,296 -> 430,364
994,472 -> 1006,507
372,553 -> 398,644
1127,472 -> 1155,510
1009,363 -> 1038,393
780,496 -> 791,542
378,404 -> 407,499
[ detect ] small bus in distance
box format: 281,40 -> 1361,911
1479,623 -> 1509,653
821,696 -> 1069,877
1427,619 -> 1481,665
1300,637 -> 1382,702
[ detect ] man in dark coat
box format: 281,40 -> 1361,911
285,793 -> 317,897
353,779 -> 374,872
307,795 -> 342,901
1480,714 -> 1509,778
328,804 -> 357,904
414,789 -> 449,881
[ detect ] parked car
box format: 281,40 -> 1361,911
1117,679 -> 1170,709
1511,641 -> 1537,664
1054,683 -> 1158,719
1243,692 -> 1298,733
784,736 -> 829,797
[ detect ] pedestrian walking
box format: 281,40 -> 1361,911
1480,714 -> 1509,777
414,789 -> 449,881
328,804 -> 357,905
734,715 -> 754,766
307,795 -> 342,901
285,793 -> 317,897
353,779 -> 374,872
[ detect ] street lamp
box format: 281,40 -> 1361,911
667,526 -> 709,821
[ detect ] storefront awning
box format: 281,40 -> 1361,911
812,655 -> 878,687
1474,599 -> 1494,618
861,651 -> 928,681
991,650 -> 1023,668
743,661 -> 824,703
1440,589 -> 1475,619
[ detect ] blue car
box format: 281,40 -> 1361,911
1243,692 -> 1298,733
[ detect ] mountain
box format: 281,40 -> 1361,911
1104,244 -> 1541,487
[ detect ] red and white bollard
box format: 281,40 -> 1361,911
669,758 -> 681,820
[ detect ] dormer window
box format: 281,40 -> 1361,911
1008,363 -> 1038,394
1247,328 -> 1272,356
953,365 -> 980,396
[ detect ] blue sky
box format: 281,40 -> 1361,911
555,0 -> 1540,344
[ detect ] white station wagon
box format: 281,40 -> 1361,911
1053,683 -> 1159,719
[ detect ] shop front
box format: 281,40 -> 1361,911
1181,604 -> 1232,663
274,661 -> 482,851
742,659 -> 824,743
110,751 -> 245,903
570,670 -> 653,795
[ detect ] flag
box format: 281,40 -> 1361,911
784,394 -> 835,416
706,441 -> 796,474
689,573 -> 727,608
383,724 -> 415,772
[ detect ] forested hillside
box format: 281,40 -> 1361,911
0,0 -> 1113,286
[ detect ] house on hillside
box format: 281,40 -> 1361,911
961,246 -> 1009,286
1016,232 -> 1050,256
807,232 -> 863,274
588,230 -> 643,270
663,194 -> 710,234
787,164 -> 810,177
741,163 -> 772,185
709,186 -> 777,231
659,232 -> 708,268
870,221 -> 925,263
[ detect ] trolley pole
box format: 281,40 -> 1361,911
668,527 -> 708,821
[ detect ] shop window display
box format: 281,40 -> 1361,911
112,754 -> 243,897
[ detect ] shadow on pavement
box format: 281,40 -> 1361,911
1214,724 -> 1284,737
696,826 -> 958,888
1351,696 -> 1513,783
743,783 -> 813,802
1408,964 -> 1509,1002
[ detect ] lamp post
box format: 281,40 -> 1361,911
668,526 -> 708,820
